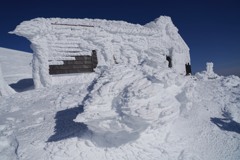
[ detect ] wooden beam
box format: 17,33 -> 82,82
64,60 -> 93,65
51,23 -> 94,28
50,64 -> 93,70
50,68 -> 93,75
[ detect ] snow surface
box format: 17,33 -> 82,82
0,63 -> 15,96
0,47 -> 32,95
0,47 -> 32,85
11,16 -> 190,88
0,47 -> 240,160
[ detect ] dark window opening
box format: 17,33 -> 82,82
185,63 -> 192,75
49,50 -> 98,75
166,56 -> 172,68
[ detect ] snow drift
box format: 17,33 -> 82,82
11,16 -> 190,88
0,47 -> 32,85
74,64 -> 187,137
0,63 -> 15,96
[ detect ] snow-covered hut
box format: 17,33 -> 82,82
11,16 -> 191,88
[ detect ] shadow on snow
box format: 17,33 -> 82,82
47,79 -> 97,143
47,105 -> 143,147
211,110 -> 240,134
10,78 -> 34,92
47,105 -> 89,142
48,77 -> 145,147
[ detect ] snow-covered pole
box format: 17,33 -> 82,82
30,37 -> 52,88
206,62 -> 218,79
10,18 -> 52,88
206,62 -> 214,75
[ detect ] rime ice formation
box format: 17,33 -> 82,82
196,62 -> 218,80
0,64 -> 15,96
11,16 -> 191,88
206,62 -> 218,79
206,62 -> 214,74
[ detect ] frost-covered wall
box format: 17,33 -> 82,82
12,16 -> 190,88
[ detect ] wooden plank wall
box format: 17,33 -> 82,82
49,50 -> 98,75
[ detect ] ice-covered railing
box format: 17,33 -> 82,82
11,16 -> 191,88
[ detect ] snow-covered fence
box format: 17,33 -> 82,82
51,22 -> 94,28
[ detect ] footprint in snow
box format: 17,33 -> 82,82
0,125 -> 7,131
6,117 -> 15,122
32,110 -> 45,116
36,117 -> 45,124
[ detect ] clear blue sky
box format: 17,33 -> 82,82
0,0 -> 239,76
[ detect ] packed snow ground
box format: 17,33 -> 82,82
0,47 -> 32,85
0,47 -> 32,94
0,48 -> 240,160
0,64 -> 15,96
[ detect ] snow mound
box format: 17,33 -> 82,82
0,64 -> 15,96
222,75 -> 240,88
74,62 -> 188,144
220,75 -> 240,122
0,47 -> 32,92
0,47 -> 32,84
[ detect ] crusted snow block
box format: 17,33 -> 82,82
206,62 -> 218,79
11,16 -> 190,88
0,64 -> 15,96
196,62 -> 218,80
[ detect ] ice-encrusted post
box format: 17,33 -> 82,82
30,38 -> 52,88
206,62 -> 218,79
206,62 -> 214,75
10,18 -> 52,88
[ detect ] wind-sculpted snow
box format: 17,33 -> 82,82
75,65 -> 185,138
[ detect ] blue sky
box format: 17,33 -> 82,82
0,0 -> 239,76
